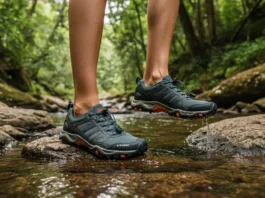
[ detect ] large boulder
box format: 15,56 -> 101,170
22,136 -> 88,160
208,63 -> 265,108
0,107 -> 55,132
0,83 -> 43,109
186,114 -> 265,156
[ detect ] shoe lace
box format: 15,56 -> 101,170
165,78 -> 196,99
94,108 -> 123,135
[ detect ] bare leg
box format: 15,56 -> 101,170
69,0 -> 106,116
144,0 -> 180,86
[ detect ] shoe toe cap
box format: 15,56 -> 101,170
108,138 -> 148,151
187,102 -> 217,111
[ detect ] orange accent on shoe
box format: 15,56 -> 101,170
120,155 -> 126,159
176,113 -> 180,118
95,150 -> 99,156
199,114 -> 204,118
75,140 -> 86,147
152,105 -> 168,113
139,108 -> 142,111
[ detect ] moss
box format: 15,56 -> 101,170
0,83 -> 43,109
208,63 -> 265,107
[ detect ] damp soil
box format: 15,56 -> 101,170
1,113 -> 265,198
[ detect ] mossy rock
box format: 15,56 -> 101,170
208,63 -> 265,108
253,97 -> 265,111
0,83 -> 43,109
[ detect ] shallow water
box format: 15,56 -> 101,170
1,113 -> 265,198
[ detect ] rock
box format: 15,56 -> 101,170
0,83 -> 43,109
223,109 -> 239,114
42,95 -> 68,112
195,91 -> 210,101
234,101 -> 261,113
32,127 -> 62,138
0,125 -> 27,140
208,63 -> 265,107
0,101 -> 8,107
186,114 -> 265,156
0,107 -> 55,132
22,136 -> 87,160
253,97 -> 265,111
0,130 -> 17,150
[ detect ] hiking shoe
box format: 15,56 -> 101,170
132,75 -> 217,119
60,104 -> 148,159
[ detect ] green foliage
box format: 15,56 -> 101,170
209,36 -> 265,83
0,0 -> 265,99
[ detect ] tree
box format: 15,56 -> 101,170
205,0 -> 217,45
178,0 -> 203,58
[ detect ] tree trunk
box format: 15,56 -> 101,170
132,0 -> 147,59
231,0 -> 263,42
28,0 -> 38,19
205,0 -> 217,45
195,0 -> 205,42
179,0 -> 202,57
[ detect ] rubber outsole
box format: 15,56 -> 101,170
131,99 -> 217,119
59,131 -> 148,159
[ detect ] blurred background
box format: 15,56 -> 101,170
0,0 -> 265,113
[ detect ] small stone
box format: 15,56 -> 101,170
22,136 -> 88,160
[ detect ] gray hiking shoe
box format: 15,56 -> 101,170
132,75 -> 217,119
60,104 -> 148,159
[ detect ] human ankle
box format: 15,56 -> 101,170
143,71 -> 168,86
74,101 -> 98,117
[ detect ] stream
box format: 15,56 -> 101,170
1,113 -> 265,197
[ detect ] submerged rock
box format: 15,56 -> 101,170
22,136 -> 87,160
0,107 -> 55,132
208,63 -> 265,108
186,114 -> 265,156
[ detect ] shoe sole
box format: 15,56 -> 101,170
131,99 -> 217,119
59,131 -> 148,159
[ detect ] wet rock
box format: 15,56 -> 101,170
186,114 -> 265,156
0,107 -> 55,132
233,101 -> 261,113
31,127 -> 63,138
0,130 -> 17,150
0,125 -> 27,140
0,83 -> 43,109
22,136 -> 87,160
253,97 -> 265,111
208,63 -> 265,107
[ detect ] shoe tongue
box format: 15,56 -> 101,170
162,75 -> 173,82
88,104 -> 104,114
